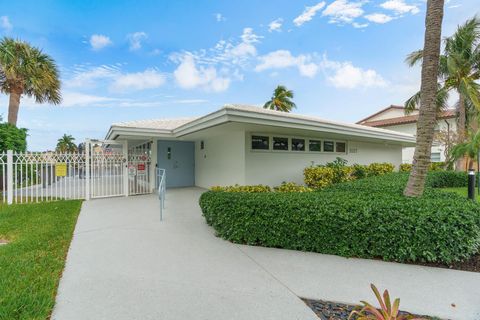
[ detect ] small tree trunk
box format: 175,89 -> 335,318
7,90 -> 21,126
404,0 -> 445,197
455,94 -> 467,170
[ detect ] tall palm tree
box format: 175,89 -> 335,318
56,134 -> 77,153
0,38 -> 61,126
451,129 -> 480,170
404,0 -> 445,197
405,17 -> 480,145
263,85 -> 296,112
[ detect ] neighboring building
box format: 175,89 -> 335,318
106,104 -> 415,188
357,105 -> 457,164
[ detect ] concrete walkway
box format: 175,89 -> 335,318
53,188 -> 480,320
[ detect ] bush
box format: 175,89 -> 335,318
399,163 -> 412,172
365,162 -> 395,176
200,173 -> 480,264
0,123 -> 28,152
210,185 -> 271,192
273,182 -> 313,193
426,171 -> 469,188
400,162 -> 446,172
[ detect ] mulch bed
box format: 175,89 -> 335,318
302,299 -> 435,320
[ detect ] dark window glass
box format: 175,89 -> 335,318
251,135 -> 269,150
292,138 -> 305,151
200,141 -> 205,150
273,137 -> 288,150
336,142 -> 346,153
309,140 -> 321,152
323,141 -> 334,152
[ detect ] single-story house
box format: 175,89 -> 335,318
106,104 -> 415,189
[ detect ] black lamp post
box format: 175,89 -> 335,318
468,169 -> 475,201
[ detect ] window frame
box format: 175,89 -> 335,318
249,133 -> 347,154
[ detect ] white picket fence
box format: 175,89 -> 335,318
0,148 -> 152,204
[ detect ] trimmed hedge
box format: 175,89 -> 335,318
200,173 -> 480,264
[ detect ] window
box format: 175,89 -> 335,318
323,141 -> 334,152
273,137 -> 288,150
200,141 -> 205,150
431,152 -> 441,162
309,140 -> 321,152
291,138 -> 305,151
251,135 -> 269,150
336,142 -> 346,153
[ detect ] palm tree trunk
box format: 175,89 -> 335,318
7,90 -> 21,126
404,0 -> 445,197
455,94 -> 466,170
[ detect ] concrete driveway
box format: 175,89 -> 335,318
53,188 -> 480,320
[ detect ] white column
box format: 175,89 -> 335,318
85,140 -> 90,200
123,140 -> 129,197
150,139 -> 157,192
6,150 -> 13,205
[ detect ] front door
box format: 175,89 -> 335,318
157,141 -> 195,188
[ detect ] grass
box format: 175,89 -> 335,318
441,187 -> 477,200
0,200 -> 82,320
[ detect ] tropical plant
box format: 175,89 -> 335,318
0,122 -> 27,152
349,284 -> 424,320
404,0 -> 445,197
451,129 -> 480,170
263,85 -> 296,112
0,37 -> 61,126
56,134 -> 77,153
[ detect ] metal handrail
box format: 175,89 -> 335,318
157,168 -> 166,220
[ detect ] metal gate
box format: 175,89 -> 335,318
128,141 -> 152,195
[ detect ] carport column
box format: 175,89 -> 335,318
150,139 -> 157,192
123,140 -> 129,197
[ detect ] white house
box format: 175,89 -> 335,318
357,105 -> 456,164
105,104 -> 415,189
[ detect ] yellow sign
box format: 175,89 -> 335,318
56,163 -> 67,177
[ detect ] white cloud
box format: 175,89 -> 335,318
89,34 -> 112,51
293,2 -> 326,26
61,91 -> 120,107
110,69 -> 165,92
215,13 -> 226,22
322,0 -> 365,24
127,32 -> 147,51
268,18 -> 283,32
255,50 -> 319,78
0,16 -> 12,32
353,22 -> 369,28
173,55 -> 230,92
380,0 -> 420,15
240,27 -> 262,44
365,13 -> 394,24
321,55 -> 387,89
66,65 -> 120,88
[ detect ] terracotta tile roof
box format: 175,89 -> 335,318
360,110 -> 456,127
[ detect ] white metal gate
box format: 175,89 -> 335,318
128,141 -> 152,195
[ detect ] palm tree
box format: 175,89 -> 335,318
451,129 -> 480,170
405,17 -> 480,145
0,38 -> 61,126
404,0 -> 445,197
263,85 -> 296,112
56,134 -> 77,153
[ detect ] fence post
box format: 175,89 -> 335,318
123,140 -> 129,197
85,140 -> 90,200
6,150 -> 13,205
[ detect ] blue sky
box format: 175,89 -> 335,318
0,0 -> 477,150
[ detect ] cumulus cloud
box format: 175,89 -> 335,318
380,0 -> 419,15
66,65 -> 120,88
365,13 -> 394,24
293,2 -> 326,26
0,16 -> 12,32
127,31 -> 147,51
173,55 -> 230,92
89,34 -> 112,51
255,50 -> 319,78
321,55 -> 387,89
321,0 -> 365,24
61,91 -> 120,107
111,69 -> 165,92
268,18 -> 283,32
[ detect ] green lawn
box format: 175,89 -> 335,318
0,200 -> 82,320
441,187 -> 477,200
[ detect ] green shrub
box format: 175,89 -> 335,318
426,171 -> 469,188
351,164 -> 368,179
399,163 -> 412,172
400,162 -> 446,172
273,182 -> 313,193
200,173 -> 480,264
0,123 -> 28,152
210,184 -> 271,192
365,162 -> 395,176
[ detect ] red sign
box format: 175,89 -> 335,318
137,163 -> 145,171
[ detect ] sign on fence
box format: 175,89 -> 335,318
55,163 -> 67,177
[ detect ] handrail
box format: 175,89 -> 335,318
157,168 -> 166,220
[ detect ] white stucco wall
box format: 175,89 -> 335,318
194,130 -> 246,188
244,135 -> 402,186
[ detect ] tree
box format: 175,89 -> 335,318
56,134 -> 77,153
404,0 -> 445,197
0,38 -> 61,126
0,123 -> 27,152
451,129 -> 480,170
263,85 -> 296,112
